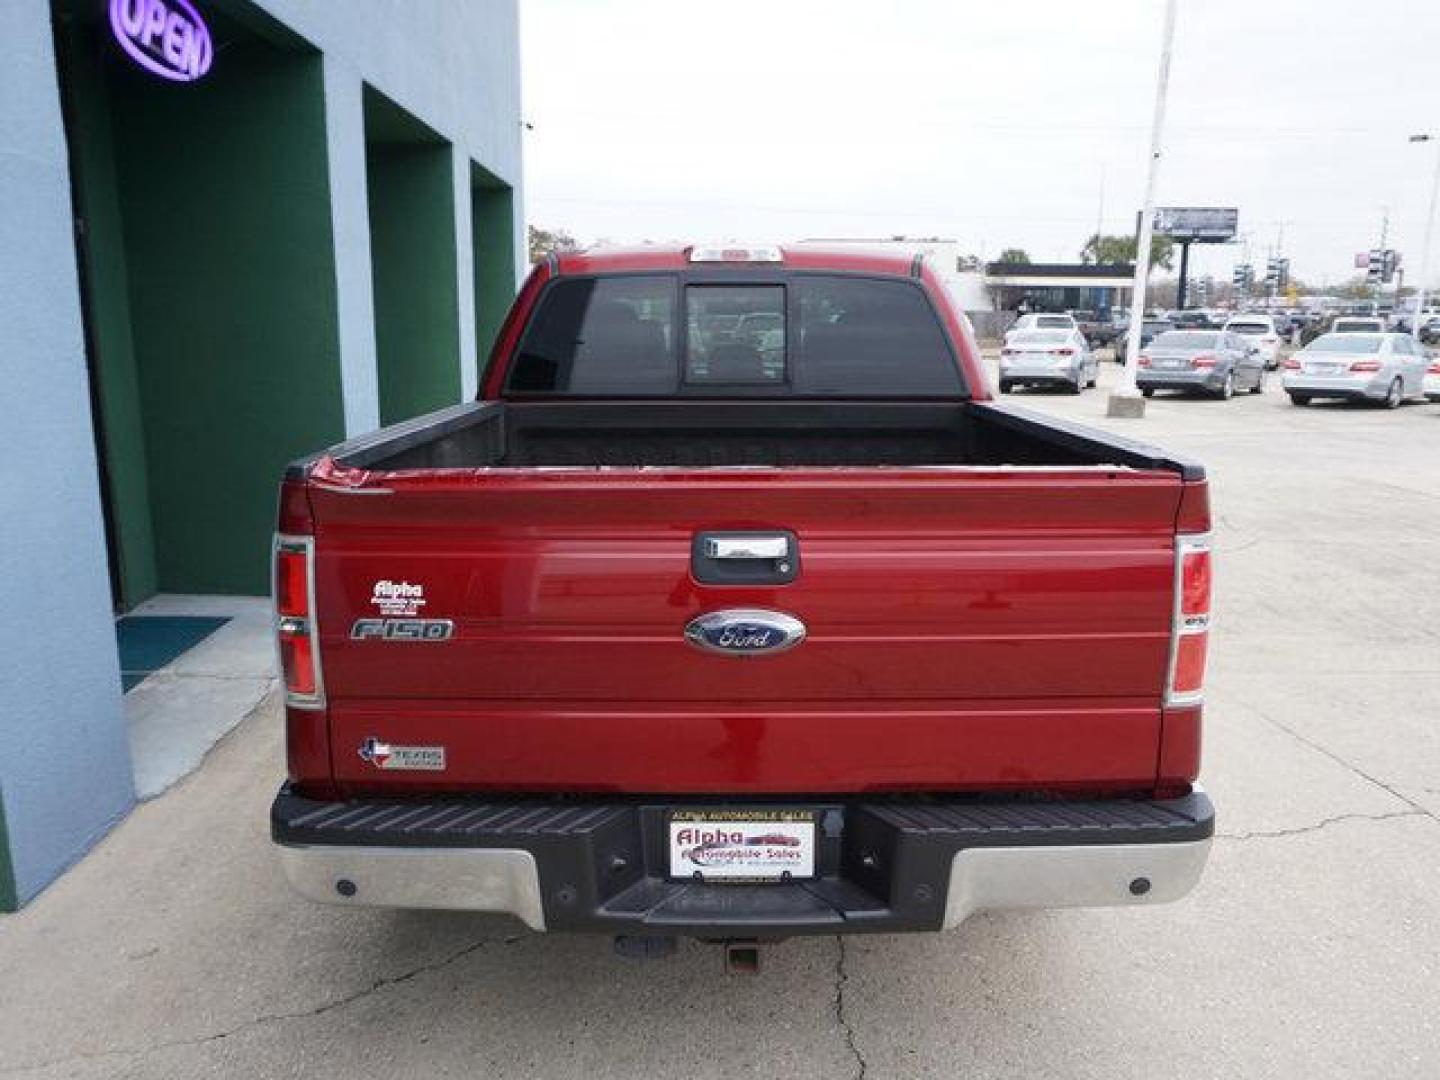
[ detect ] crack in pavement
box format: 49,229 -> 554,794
1224,694 -> 1439,825
1217,809 -> 1427,841
0,935 -> 516,1076
832,936 -> 868,1080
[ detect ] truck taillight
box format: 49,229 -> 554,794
1137,354 -> 1151,367
1167,535 -> 1211,706
274,535 -> 324,709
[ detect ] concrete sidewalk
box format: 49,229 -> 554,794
123,594 -> 276,799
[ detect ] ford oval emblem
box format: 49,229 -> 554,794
685,609 -> 806,657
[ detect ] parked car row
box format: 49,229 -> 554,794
998,322 -> 1440,410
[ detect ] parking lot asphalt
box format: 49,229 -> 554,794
2,357 -> 1438,1080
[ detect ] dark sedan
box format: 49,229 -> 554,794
1114,318 -> 1175,363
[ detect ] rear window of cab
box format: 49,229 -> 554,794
505,273 -> 964,397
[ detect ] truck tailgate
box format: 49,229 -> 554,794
310,468 -> 1183,793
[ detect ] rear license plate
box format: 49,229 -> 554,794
1156,359 -> 1184,369
668,808 -> 817,882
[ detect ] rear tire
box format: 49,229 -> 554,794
1141,388 -> 1155,398
998,380 -> 1013,394
1250,370 -> 1265,394
1289,393 -> 1310,407
1384,378 -> 1402,409
1068,376 -> 1083,395
1218,372 -> 1235,400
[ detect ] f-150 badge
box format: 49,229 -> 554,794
684,609 -> 806,657
358,737 -> 445,771
350,618 -> 453,641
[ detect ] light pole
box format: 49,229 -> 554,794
1109,0 -> 1179,419
1408,133 -> 1440,336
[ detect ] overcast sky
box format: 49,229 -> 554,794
521,1 -> 1440,287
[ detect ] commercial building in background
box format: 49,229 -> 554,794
0,0 -> 523,909
983,261 -> 1135,317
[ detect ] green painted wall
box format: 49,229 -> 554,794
58,14 -> 158,608
105,31 -> 345,595
471,166 -> 516,374
0,791 -> 16,913
366,92 -> 460,425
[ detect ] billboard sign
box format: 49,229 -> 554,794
1153,207 -> 1238,242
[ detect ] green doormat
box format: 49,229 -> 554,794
115,615 -> 231,691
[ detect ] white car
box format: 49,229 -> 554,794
1282,332 -> 1430,408
1222,315 -> 1283,370
1012,313 -> 1078,332
1332,317 -> 1386,334
998,328 -> 1098,394
1424,350 -> 1440,402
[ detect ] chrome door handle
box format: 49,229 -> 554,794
703,535 -> 789,560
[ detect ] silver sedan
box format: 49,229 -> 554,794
997,329 -> 1098,394
1282,332 -> 1430,408
1136,330 -> 1265,400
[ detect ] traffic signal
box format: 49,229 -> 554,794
1367,249 -> 1385,285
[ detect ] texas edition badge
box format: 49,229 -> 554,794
358,737 -> 445,771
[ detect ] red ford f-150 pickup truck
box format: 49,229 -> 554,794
270,243 -> 1214,949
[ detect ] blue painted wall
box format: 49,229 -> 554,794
0,1 -> 136,910
0,0 -> 522,908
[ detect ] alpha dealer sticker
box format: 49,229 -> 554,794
371,580 -> 425,616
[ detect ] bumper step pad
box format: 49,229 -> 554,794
273,788 -> 1213,937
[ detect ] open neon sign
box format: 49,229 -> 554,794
109,0 -> 213,82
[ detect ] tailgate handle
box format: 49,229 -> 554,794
704,535 -> 789,560
692,531 -> 799,586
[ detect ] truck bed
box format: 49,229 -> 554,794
288,398 -> 1203,797
315,400 -> 1205,475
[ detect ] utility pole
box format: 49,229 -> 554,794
1109,0 -> 1178,418
1175,239 -> 1191,309
1095,166 -> 1106,246
1409,134 -> 1440,335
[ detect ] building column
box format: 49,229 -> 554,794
452,152 -> 480,400
0,0 -> 135,909
321,60 -> 380,437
